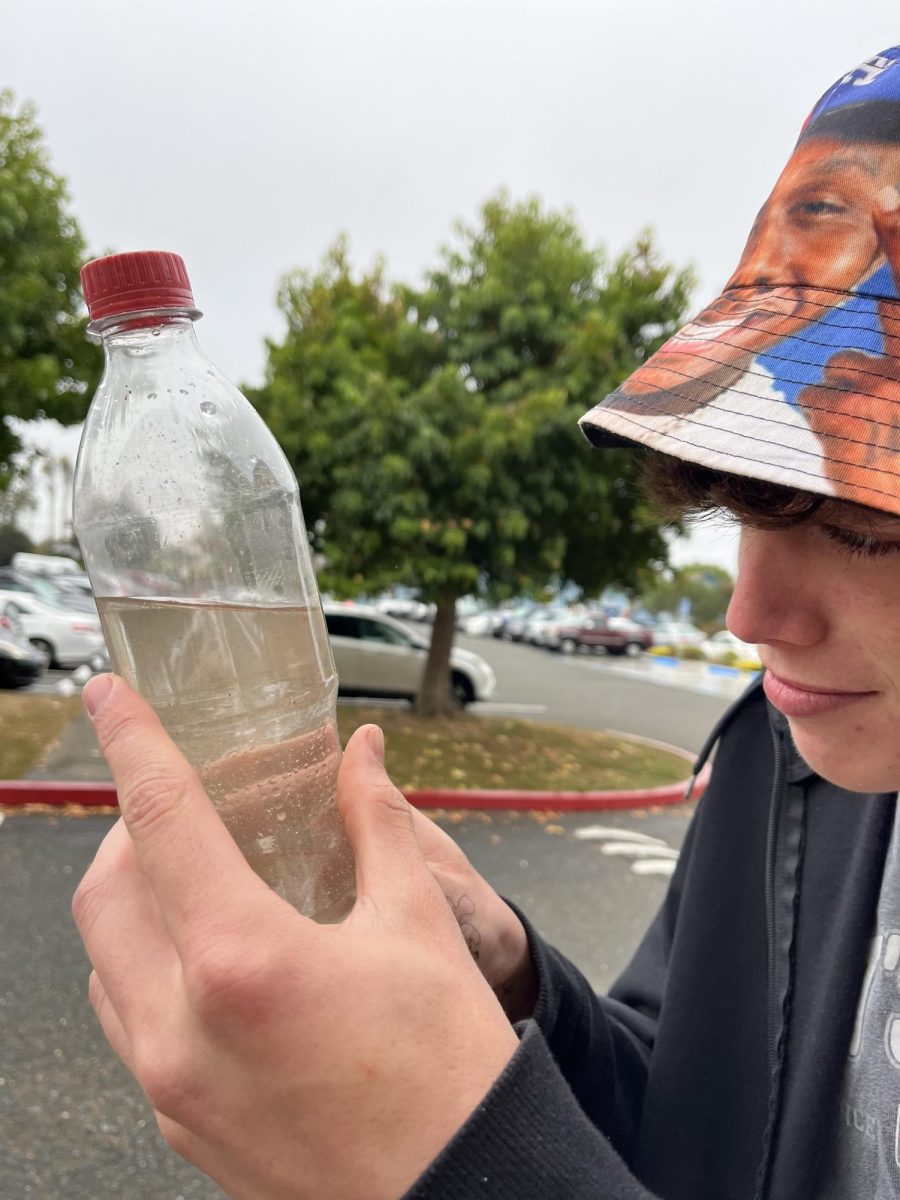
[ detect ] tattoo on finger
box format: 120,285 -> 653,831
447,893 -> 481,962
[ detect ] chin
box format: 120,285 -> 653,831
788,723 -> 900,795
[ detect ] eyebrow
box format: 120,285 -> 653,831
798,155 -> 879,181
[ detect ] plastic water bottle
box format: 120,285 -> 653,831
73,251 -> 356,923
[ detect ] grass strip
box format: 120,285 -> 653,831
336,706 -> 688,792
0,694 -> 82,779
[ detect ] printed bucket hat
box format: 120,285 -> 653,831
580,49 -> 900,517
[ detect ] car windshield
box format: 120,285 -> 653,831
22,577 -> 70,607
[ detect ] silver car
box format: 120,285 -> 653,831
323,604 -> 496,707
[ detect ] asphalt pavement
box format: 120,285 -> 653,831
460,632 -> 751,754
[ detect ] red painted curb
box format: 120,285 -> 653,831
0,765 -> 708,812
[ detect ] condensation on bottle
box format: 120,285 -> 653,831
74,251 -> 356,923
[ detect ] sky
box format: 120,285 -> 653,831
5,0 -> 899,570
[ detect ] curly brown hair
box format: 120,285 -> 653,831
637,450 -> 825,531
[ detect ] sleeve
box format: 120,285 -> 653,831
510,805 -> 698,1156
402,811 -> 701,1200
402,1022 -> 659,1200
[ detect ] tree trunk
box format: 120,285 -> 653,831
416,593 -> 458,718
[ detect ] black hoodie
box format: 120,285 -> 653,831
405,678 -> 896,1199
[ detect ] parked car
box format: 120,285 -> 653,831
651,621 -> 707,650
534,607 -> 591,651
374,596 -> 433,622
496,603 -> 540,641
52,573 -> 94,599
0,590 -> 107,668
458,608 -> 503,637
0,601 -> 48,689
0,568 -> 97,615
323,604 -> 496,707
701,629 -> 762,667
556,614 -> 654,657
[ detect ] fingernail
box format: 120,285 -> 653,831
878,185 -> 900,213
82,674 -> 114,717
366,725 -> 385,763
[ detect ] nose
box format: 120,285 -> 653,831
731,206 -> 798,288
727,527 -> 829,649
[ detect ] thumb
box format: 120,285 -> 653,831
337,725 -> 433,911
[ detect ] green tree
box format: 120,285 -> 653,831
254,197 -> 693,714
0,90 -> 97,494
639,562 -> 734,630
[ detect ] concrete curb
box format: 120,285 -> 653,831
0,764 -> 709,813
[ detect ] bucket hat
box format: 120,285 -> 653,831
580,48 -> 900,516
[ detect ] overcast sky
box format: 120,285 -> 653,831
5,0 -> 899,570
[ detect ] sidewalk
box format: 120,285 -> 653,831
25,710 -> 111,783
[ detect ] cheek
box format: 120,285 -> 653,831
802,222 -> 879,287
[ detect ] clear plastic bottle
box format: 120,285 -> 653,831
73,251 -> 356,923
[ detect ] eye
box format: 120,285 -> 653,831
795,199 -> 847,217
822,524 -> 900,558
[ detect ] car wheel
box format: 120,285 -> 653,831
449,672 -> 474,708
30,638 -> 56,667
560,637 -> 577,655
624,641 -> 643,658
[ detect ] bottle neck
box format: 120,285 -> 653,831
92,310 -> 204,363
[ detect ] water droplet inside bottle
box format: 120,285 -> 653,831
200,401 -> 216,415
147,392 -> 157,400
152,329 -> 161,337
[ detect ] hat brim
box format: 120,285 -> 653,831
580,283 -> 900,517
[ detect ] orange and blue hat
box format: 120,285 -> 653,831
580,48 -> 900,517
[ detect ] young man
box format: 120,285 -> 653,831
74,48 -> 900,1199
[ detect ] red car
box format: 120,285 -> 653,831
556,615 -> 653,658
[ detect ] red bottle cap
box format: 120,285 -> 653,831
81,251 -> 197,322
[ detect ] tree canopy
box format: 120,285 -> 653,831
253,194 -> 693,712
639,561 -> 735,630
0,90 -> 97,495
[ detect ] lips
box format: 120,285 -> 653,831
763,669 -> 877,718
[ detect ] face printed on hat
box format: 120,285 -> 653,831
617,137 -> 900,408
583,49 -> 900,517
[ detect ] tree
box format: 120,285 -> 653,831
254,197 -> 693,714
0,90 -> 97,493
0,524 -> 32,566
639,562 -> 734,630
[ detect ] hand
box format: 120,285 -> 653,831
408,806 -> 538,1022
72,675 -> 518,1200
797,295 -> 900,500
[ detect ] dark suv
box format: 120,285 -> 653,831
556,615 -> 653,658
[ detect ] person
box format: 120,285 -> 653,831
73,46 -> 900,1200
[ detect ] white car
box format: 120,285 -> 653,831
0,589 -> 107,668
323,604 -> 496,706
651,621 -> 707,650
701,629 -> 762,667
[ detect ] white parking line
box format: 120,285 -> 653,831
571,823 -> 681,877
573,826 -> 667,845
631,859 -> 678,878
600,843 -> 680,860
472,702 -> 549,714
